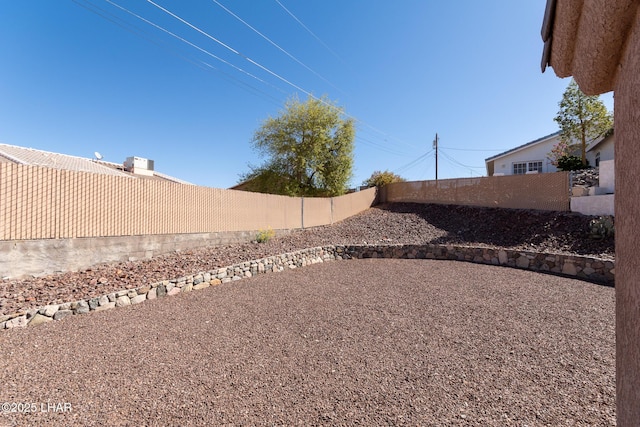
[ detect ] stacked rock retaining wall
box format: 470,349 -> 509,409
1,244 -> 614,330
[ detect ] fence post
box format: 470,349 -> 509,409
330,197 -> 334,224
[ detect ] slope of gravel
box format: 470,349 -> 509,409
0,260 -> 615,426
0,203 -> 614,317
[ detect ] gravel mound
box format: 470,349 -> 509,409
0,203 -> 614,317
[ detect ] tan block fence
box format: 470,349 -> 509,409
1,164 -> 573,278
379,172 -> 571,211
0,163 -> 378,240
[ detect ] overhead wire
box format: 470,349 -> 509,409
439,149 -> 485,169
209,0 -> 343,93
438,146 -> 509,152
72,0 -> 284,107
273,0 -> 344,63
438,148 -> 485,176
355,135 -> 412,156
86,0 -> 418,157
144,0 -> 420,153
146,0 -> 320,102
102,0 -> 286,96
393,150 -> 433,175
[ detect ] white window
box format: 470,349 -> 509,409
513,161 -> 543,175
528,161 -> 543,173
513,162 -> 527,174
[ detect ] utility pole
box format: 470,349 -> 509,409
433,133 -> 438,181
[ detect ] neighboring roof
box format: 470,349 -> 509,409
0,143 -> 130,177
0,143 -> 191,184
485,131 -> 561,163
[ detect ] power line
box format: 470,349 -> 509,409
438,146 -> 509,152
209,0 -> 342,93
102,0 -> 285,95
438,149 -> 485,176
355,135 -> 412,156
439,149 -> 485,169
89,0 -> 416,157
73,0 -> 284,107
146,0 -> 318,101
393,150 -> 433,175
273,0 -> 344,63
145,0 -> 420,153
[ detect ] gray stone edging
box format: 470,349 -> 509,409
1,244 -> 614,330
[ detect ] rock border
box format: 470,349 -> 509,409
1,244 -> 614,330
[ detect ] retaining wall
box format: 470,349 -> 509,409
1,244 -> 614,331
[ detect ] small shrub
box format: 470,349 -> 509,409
557,155 -> 589,171
589,215 -> 614,240
256,226 -> 275,243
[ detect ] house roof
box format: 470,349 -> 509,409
0,143 -> 192,184
485,131 -> 561,163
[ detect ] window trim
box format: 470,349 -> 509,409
512,160 -> 543,175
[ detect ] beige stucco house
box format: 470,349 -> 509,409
541,0 -> 640,423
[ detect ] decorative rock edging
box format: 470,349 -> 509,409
0,244 -> 614,331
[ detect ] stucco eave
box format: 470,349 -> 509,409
544,0 -> 638,95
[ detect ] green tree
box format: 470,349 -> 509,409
554,79 -> 613,166
362,170 -> 406,188
240,95 -> 355,197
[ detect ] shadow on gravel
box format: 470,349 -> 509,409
375,202 -> 615,257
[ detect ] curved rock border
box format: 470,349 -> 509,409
1,244 -> 614,330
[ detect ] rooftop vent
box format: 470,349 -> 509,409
124,156 -> 154,176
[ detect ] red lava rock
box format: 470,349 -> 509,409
0,203 -> 614,317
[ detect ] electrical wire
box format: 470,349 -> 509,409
438,149 -> 485,176
355,135 -> 411,156
146,0 -> 318,101
145,0 -> 420,153
84,0 -> 418,157
102,0 -> 286,96
273,0 -> 344,63
438,146 -> 509,152
393,150 -> 433,175
73,0 -> 284,107
438,149 -> 485,169
209,0 -> 342,93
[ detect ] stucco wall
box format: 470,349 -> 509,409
599,159 -> 615,192
614,6 -> 640,423
570,194 -> 614,216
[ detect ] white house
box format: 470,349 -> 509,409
485,131 -> 562,176
484,130 -> 616,215
485,130 -> 613,177
585,131 -> 615,167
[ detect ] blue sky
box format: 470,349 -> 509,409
0,1 -> 614,189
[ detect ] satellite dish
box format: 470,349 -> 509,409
94,151 -> 103,160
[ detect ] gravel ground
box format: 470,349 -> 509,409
0,203 -> 614,317
0,259 -> 615,426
